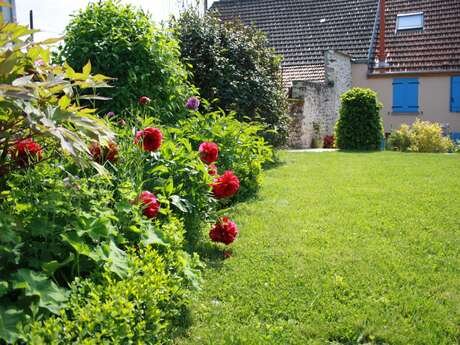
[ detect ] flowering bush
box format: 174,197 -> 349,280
211,171 -> 240,199
323,135 -> 335,149
209,217 -> 239,245
170,108 -> 273,200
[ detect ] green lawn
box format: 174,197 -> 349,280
177,152 -> 460,345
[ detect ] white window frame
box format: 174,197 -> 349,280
396,12 -> 424,32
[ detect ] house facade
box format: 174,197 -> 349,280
212,0 -> 460,147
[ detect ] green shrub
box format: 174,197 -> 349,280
25,239 -> 202,345
170,106 -> 274,201
387,124 -> 412,152
335,88 -> 383,150
171,10 -> 289,146
60,0 -> 191,120
388,119 -> 454,153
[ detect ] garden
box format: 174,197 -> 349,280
0,1 -> 459,344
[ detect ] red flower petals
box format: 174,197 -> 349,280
89,141 -> 119,163
135,127 -> 163,152
209,217 -> 239,245
139,96 -> 151,105
139,191 -> 160,219
211,170 -> 240,199
199,142 -> 219,164
12,138 -> 43,167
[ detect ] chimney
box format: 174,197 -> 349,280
377,0 -> 388,67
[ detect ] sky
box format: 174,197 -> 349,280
16,0 -> 216,41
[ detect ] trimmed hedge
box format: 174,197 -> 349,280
335,88 -> 383,150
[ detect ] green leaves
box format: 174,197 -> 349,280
12,269 -> 69,314
0,306 -> 25,344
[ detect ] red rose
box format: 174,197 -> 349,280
139,191 -> 160,219
211,171 -> 240,199
208,164 -> 218,176
209,217 -> 239,245
139,96 -> 151,105
134,127 -> 163,152
89,141 -> 118,163
199,142 -> 219,164
12,138 -> 43,166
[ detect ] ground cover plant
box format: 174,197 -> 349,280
335,88 -> 383,150
172,10 -> 289,147
176,152 -> 460,345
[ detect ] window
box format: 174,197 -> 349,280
396,13 -> 424,31
393,78 -> 419,113
451,76 -> 460,112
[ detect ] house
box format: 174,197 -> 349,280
211,0 -> 460,147
1,0 -> 16,23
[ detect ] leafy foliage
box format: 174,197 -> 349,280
172,10 -> 289,146
388,119 -> 454,153
26,233 -> 202,345
0,21 -> 114,177
335,88 -> 383,150
59,0 -> 192,120
171,106 -> 274,201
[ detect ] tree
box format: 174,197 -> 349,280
172,10 -> 289,146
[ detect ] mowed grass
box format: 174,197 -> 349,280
177,152 -> 460,345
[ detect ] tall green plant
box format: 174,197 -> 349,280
171,9 -> 289,147
60,0 -> 192,121
335,88 -> 383,150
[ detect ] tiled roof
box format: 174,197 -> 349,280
212,0 -> 379,83
371,0 -> 460,74
282,64 -> 325,86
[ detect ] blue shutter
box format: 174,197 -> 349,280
451,76 -> 460,112
393,78 -> 419,113
392,79 -> 405,112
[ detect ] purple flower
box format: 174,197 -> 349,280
186,96 -> 200,111
106,111 -> 115,118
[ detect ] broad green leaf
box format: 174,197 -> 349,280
141,225 -> 168,247
12,269 -> 68,315
96,241 -> 129,278
41,254 -> 75,276
0,306 -> 25,344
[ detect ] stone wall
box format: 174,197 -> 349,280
287,50 -> 352,148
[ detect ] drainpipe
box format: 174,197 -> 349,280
378,0 -> 387,68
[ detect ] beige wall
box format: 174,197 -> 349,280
352,64 -> 460,134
